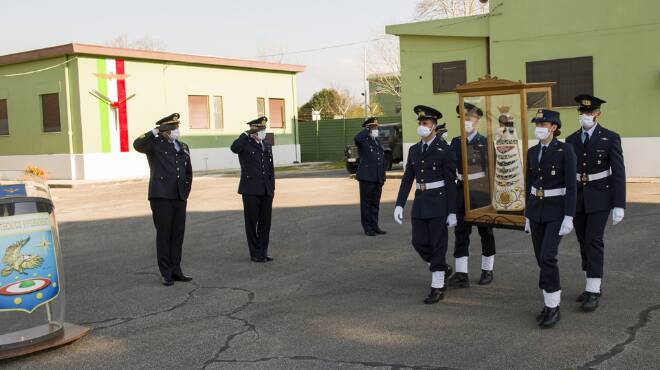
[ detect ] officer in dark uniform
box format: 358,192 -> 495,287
133,113 -> 193,286
565,95 -> 626,312
394,105 -> 457,304
436,122 -> 449,143
231,116 -> 275,263
448,102 -> 496,287
355,117 -> 386,236
525,109 -> 577,328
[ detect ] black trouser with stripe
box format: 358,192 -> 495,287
242,194 -> 274,259
412,216 -> 449,273
359,181 -> 383,233
150,198 -> 187,279
530,219 -> 563,293
574,210 -> 609,278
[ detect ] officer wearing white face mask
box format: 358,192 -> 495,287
565,95 -> 626,312
134,113 -> 193,286
394,105 -> 457,304
524,109 -> 577,328
355,117 -> 386,236
448,103 -> 496,288
231,116 -> 276,263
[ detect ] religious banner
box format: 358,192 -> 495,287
492,106 -> 525,211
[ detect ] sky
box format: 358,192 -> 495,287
0,0 -> 417,103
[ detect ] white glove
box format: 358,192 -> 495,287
558,216 -> 574,236
151,128 -> 159,136
394,206 -> 404,225
524,217 -> 530,234
612,207 -> 624,225
447,213 -> 457,228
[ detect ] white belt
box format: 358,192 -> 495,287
577,169 -> 611,183
456,171 -> 486,181
531,186 -> 566,198
416,180 -> 445,191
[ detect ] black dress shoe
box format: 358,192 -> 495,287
447,272 -> 470,288
423,287 -> 446,304
580,292 -> 600,312
365,230 -> 377,236
374,228 -> 387,235
251,257 -> 266,263
539,306 -> 560,328
172,273 -> 193,282
577,290 -> 601,302
264,256 -> 274,262
160,276 -> 174,286
478,270 -> 493,285
536,306 -> 549,323
445,265 -> 453,278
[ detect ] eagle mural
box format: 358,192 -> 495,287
1,236 -> 44,276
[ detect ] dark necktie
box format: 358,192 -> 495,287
583,132 -> 590,148
423,143 -> 428,153
540,146 -> 547,163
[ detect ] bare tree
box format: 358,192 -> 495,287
107,34 -> 166,51
415,0 -> 488,20
367,35 -> 401,98
333,88 -> 359,119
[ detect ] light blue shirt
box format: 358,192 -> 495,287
582,123 -> 598,143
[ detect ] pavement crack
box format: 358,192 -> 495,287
200,287 -> 258,369
205,355 -> 457,369
577,303 -> 660,369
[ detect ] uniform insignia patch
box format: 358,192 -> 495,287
601,137 -> 609,141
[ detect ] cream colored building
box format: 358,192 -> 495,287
0,43 -> 304,180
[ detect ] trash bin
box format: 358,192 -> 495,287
0,174 -> 89,359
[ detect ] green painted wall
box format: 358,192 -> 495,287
369,80 -> 400,116
0,57 -> 75,155
390,0 -> 660,143
489,0 -> 660,137
398,35 -> 488,144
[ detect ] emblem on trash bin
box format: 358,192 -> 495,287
0,213 -> 60,313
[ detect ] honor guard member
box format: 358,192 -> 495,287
524,109 -> 577,328
448,102 -> 496,287
565,95 -> 626,312
133,113 -> 193,286
231,117 -> 275,263
394,105 -> 457,304
355,117 -> 387,236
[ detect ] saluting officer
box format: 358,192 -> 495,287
436,122 -> 449,143
565,95 -> 626,312
133,113 -> 193,286
394,105 -> 457,304
525,109 -> 577,328
448,103 -> 496,287
231,116 -> 275,263
355,117 -> 386,236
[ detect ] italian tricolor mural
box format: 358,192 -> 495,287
94,59 -> 133,153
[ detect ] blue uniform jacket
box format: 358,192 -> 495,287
396,138 -> 457,219
525,138 -> 577,223
355,128 -> 385,184
230,133 -> 275,196
565,124 -> 626,213
450,133 -> 490,214
133,131 -> 193,201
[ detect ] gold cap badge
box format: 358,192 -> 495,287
418,111 -> 425,118
582,99 -> 591,106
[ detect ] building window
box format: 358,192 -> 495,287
257,97 -> 266,117
432,60 -> 466,93
526,56 -> 593,107
188,95 -> 210,129
0,100 -> 8,135
213,96 -> 224,129
268,98 -> 285,128
41,93 -> 61,133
